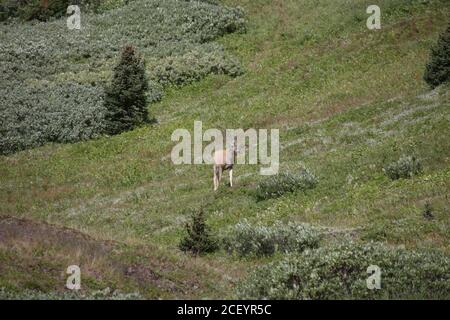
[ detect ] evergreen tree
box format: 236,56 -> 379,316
104,44 -> 149,135
424,24 -> 450,88
423,202 -> 434,220
179,209 -> 218,255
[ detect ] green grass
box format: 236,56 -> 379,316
0,0 -> 449,298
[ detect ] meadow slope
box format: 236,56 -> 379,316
0,0 -> 449,299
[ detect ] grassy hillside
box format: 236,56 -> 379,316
0,0 -> 449,299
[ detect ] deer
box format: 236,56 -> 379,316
213,136 -> 238,191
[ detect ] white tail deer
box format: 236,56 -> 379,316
213,136 -> 238,191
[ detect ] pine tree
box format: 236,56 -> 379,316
423,202 -> 434,220
424,24 -> 450,88
104,44 -> 149,135
179,209 -> 218,255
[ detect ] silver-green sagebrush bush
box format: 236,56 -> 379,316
0,0 -> 104,22
237,242 -> 450,299
255,169 -> 318,201
0,0 -> 246,154
148,43 -> 243,86
222,220 -> 321,257
384,155 -> 423,180
0,83 -> 107,154
0,287 -> 142,300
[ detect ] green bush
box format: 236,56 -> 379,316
179,209 -> 218,255
148,43 -> 243,87
223,220 -> 321,257
104,44 -> 149,135
255,169 -> 318,201
0,0 -> 102,22
424,23 -> 450,88
422,202 -> 434,220
184,0 -> 219,4
0,83 -> 107,155
237,242 -> 450,299
97,0 -> 129,13
384,155 -> 422,180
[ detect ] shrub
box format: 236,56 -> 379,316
184,0 -> 219,4
0,83 -> 107,155
424,23 -> 450,88
223,221 -> 276,256
97,0 -> 128,13
384,155 -> 422,180
148,43 -> 243,86
255,169 -> 318,201
179,209 -> 218,255
222,220 -> 321,257
422,202 -> 434,220
0,0 -> 102,22
104,44 -> 149,135
237,242 -> 450,299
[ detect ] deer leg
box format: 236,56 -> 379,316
229,168 -> 233,187
213,166 -> 218,191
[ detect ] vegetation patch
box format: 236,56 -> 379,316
384,154 -> 423,180
0,83 -> 107,153
237,242 -> 450,300
0,0 -> 449,300
255,169 -> 318,201
0,0 -> 103,22
0,0 -> 246,155
222,220 -> 321,257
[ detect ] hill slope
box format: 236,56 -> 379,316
0,0 -> 449,298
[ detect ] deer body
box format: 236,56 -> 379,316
213,140 -> 237,191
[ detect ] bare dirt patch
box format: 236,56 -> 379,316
0,216 -> 206,298
0,215 -> 113,254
